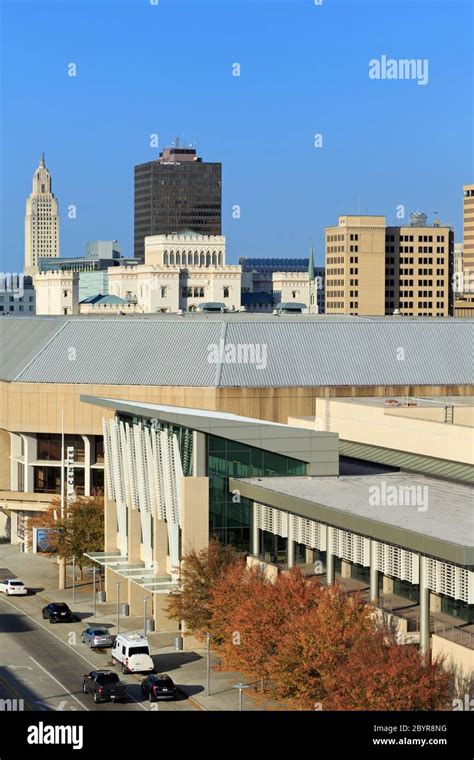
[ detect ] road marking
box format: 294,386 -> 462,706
29,657 -> 88,712
0,596 -> 149,712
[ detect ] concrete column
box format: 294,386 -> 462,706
104,495 -> 117,552
326,526 -> 335,585
82,436 -> 91,496
370,540 -> 379,604
181,476 -> 209,558
128,507 -> 141,564
305,547 -> 315,564
23,434 -> 36,493
105,567 -> 121,601
251,502 -> 259,557
341,560 -> 351,579
128,580 -> 153,618
430,592 -> 441,613
153,517 -> 168,576
192,431 -> 207,477
382,575 -> 394,594
153,593 -> 179,633
419,555 -> 430,657
287,515 -> 295,568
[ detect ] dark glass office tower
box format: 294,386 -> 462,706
134,144 -> 222,261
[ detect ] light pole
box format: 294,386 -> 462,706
92,568 -> 97,619
72,556 -> 76,605
143,597 -> 147,636
233,682 -> 249,712
116,582 -> 120,635
205,633 -> 212,696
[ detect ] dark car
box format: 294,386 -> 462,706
83,670 -> 127,704
41,602 -> 74,623
141,673 -> 176,701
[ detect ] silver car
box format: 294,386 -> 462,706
81,627 -> 115,648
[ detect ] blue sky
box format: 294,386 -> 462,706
0,0 -> 472,271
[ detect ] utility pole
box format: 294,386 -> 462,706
58,409 -> 66,590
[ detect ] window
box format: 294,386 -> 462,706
160,286 -> 167,298
223,286 -> 229,298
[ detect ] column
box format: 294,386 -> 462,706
419,555 -> 430,657
82,435 -> 91,496
104,495 -> 117,552
326,526 -> 335,585
251,502 -> 259,557
192,431 -> 207,477
128,507 -> 141,564
287,515 -> 295,568
23,434 -> 36,493
370,540 -> 379,604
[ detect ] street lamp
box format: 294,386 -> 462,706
92,568 -> 97,619
116,582 -> 121,635
205,633 -> 212,696
143,597 -> 148,636
233,682 -> 249,712
71,555 -> 76,605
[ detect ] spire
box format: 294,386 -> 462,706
40,152 -> 45,168
308,242 -> 315,281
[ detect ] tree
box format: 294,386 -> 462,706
210,567 -> 321,691
165,538 -> 240,637
270,585 -> 374,707
270,585 -> 453,710
30,493 -> 104,580
324,628 -> 452,711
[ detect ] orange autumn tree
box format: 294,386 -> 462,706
165,538 -> 240,637
324,627 -> 452,711
270,584 -> 373,707
210,567 -> 321,691
270,585 -> 453,710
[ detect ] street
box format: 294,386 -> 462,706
0,567 -> 197,713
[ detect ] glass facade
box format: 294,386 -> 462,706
208,434 -> 306,552
36,434 -> 85,462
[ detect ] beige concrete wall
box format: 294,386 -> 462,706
302,398 -> 474,465
1,381 -> 472,438
181,477 -> 209,558
432,634 -> 474,687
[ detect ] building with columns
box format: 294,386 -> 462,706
24,154 -> 60,275
108,231 -> 241,312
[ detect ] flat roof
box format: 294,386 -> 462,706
231,474 -> 474,566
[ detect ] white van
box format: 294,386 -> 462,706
111,633 -> 154,674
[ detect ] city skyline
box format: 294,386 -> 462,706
1,0 -> 472,273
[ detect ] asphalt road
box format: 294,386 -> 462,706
0,593 -> 196,713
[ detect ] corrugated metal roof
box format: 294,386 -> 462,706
1,316 -> 472,388
219,320 -> 474,387
0,318 -> 66,381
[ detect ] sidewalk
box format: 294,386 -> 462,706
0,542 -> 281,711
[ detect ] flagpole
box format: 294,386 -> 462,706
59,408 -> 66,590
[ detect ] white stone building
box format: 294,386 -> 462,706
108,231 -> 241,312
34,271 -> 79,315
24,154 -> 60,275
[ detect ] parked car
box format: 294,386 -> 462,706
111,633 -> 154,674
41,602 -> 74,623
0,578 -> 27,596
141,673 -> 176,701
81,627 -> 115,648
82,671 -> 127,704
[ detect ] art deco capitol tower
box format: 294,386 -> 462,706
24,153 -> 60,274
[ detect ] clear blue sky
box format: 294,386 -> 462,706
0,0 -> 472,271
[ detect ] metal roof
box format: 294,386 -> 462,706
232,474 -> 474,565
1,315 -> 472,388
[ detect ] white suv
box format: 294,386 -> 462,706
111,633 -> 154,674
0,578 -> 27,596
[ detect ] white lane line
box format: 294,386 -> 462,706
0,596 -> 149,712
29,656 -> 89,712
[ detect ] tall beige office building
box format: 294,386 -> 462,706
462,184 -> 474,292
325,214 -> 453,317
24,154 -> 60,275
